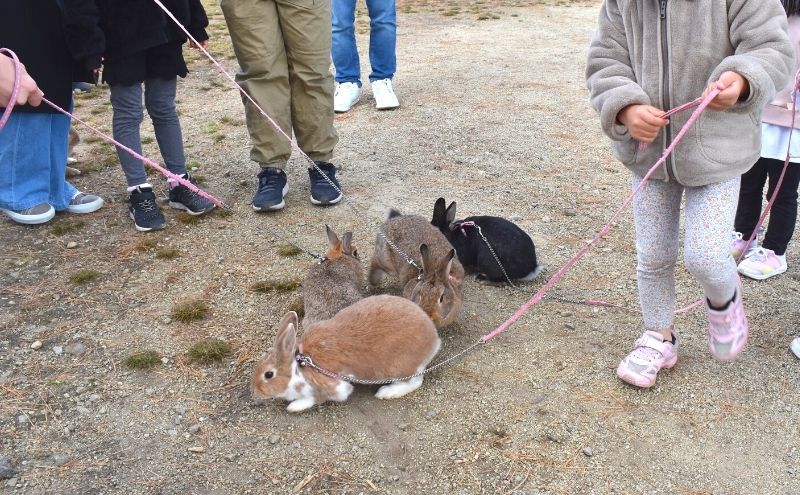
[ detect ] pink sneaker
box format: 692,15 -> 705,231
737,247 -> 787,280
730,231 -> 757,260
617,330 -> 677,388
707,283 -> 748,361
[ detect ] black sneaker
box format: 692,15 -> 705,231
169,174 -> 215,216
253,167 -> 288,211
308,161 -> 342,206
129,186 -> 166,232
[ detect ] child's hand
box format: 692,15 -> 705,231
0,55 -> 43,107
190,39 -> 209,50
703,71 -> 750,111
617,104 -> 668,144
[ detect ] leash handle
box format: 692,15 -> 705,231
0,48 -> 22,131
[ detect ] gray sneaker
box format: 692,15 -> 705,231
1,203 -> 55,225
67,192 -> 104,214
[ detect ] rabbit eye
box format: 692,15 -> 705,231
439,294 -> 445,304
263,371 -> 274,380
353,249 -> 359,259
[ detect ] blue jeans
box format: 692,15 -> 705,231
0,112 -> 77,211
110,78 -> 187,187
331,0 -> 396,85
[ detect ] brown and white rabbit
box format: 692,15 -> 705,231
368,209 -> 465,328
302,225 -> 364,328
251,295 -> 441,413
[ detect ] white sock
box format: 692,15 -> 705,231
127,183 -> 154,193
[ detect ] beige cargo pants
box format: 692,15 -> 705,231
221,0 -> 338,168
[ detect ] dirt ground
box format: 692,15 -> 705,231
1,1 -> 799,494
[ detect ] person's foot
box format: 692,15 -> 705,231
791,337 -> 800,359
308,161 -> 342,206
67,192 -> 104,214
730,231 -> 757,259
169,175 -> 215,216
129,186 -> 166,232
0,203 -> 55,225
707,283 -> 748,361
72,82 -> 93,94
371,78 -> 399,110
737,247 -> 787,280
617,330 -> 678,388
334,82 -> 360,113
253,167 -> 288,212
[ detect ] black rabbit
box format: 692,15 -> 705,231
430,198 -> 542,283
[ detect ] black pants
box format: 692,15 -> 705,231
734,157 -> 800,256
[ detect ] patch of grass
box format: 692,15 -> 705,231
141,136 -> 155,145
288,298 -> 305,319
83,135 -> 102,144
51,220 -> 85,236
192,175 -> 207,185
156,248 -> 180,260
177,212 -> 200,225
206,122 -> 221,135
249,279 -> 302,294
212,133 -> 226,144
124,350 -> 161,370
137,238 -> 158,252
90,106 -> 105,115
187,160 -> 203,170
171,298 -> 209,322
188,339 -> 231,364
278,245 -> 302,257
47,380 -> 69,387
69,269 -> 100,284
217,208 -> 234,218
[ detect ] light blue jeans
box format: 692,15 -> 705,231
0,112 -> 77,211
331,0 -> 396,85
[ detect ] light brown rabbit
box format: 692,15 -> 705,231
302,225 -> 364,328
251,295 -> 441,413
369,209 -> 465,327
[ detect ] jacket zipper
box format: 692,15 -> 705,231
660,0 -> 675,182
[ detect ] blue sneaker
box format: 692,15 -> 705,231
253,167 -> 288,212
308,161 -> 342,206
169,174 -> 215,216
128,186 -> 166,232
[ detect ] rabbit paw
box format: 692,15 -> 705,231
286,397 -> 316,413
375,377 -> 423,400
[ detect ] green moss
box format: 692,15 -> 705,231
137,238 -> 158,252
171,298 -> 209,322
249,279 -> 301,294
156,248 -> 180,260
124,350 -> 161,370
177,213 -> 200,225
69,269 -> 100,284
277,245 -> 302,257
188,339 -> 231,364
217,208 -> 235,218
51,220 -> 85,236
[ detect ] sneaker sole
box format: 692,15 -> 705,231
309,193 -> 343,206
129,211 -> 166,232
67,198 -> 104,214
376,103 -> 400,110
616,354 -> 677,388
709,332 -> 748,362
737,264 -> 787,280
253,183 -> 288,212
169,201 -> 215,216
1,206 -> 55,225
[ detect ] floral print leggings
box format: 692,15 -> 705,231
632,173 -> 740,331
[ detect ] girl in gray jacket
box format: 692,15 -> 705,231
586,0 -> 794,388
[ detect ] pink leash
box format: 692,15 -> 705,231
481,88 -> 721,343
0,48 -> 22,130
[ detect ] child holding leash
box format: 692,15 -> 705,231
586,0 -> 794,387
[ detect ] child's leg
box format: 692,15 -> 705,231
0,113 -> 54,211
684,177 -> 740,306
734,158 -> 769,239
761,158 -> 800,256
144,77 -> 187,178
110,83 -> 149,187
632,174 -> 683,334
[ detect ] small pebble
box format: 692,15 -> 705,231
563,207 -> 577,217
66,241 -> 78,249
583,446 -> 594,457
52,346 -> 63,355
188,424 -> 201,434
161,357 -> 169,364
30,341 -> 42,350
425,410 -> 438,419
188,447 -> 205,453
268,435 -> 280,445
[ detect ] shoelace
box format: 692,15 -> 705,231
746,247 -> 768,262
258,173 -> 280,192
136,198 -> 157,212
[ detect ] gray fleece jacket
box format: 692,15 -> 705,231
586,0 -> 794,186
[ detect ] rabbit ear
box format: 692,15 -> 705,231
446,202 -> 457,224
419,244 -> 433,273
432,198 -> 447,226
388,208 -> 402,219
325,225 -> 340,247
274,311 -> 298,362
342,232 -> 354,255
436,249 -> 456,280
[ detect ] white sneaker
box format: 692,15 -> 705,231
371,78 -> 399,110
737,247 -> 787,280
791,337 -> 800,359
334,82 -> 360,113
